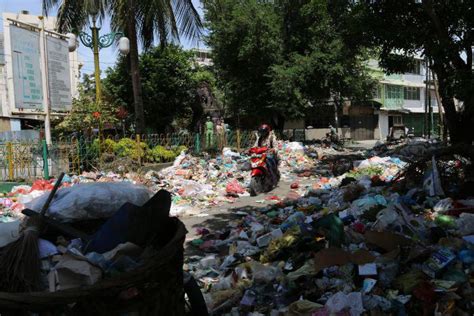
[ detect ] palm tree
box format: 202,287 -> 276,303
43,0 -> 202,134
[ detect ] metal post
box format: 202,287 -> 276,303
7,142 -> 14,181
237,129 -> 241,152
91,18 -> 102,102
424,58 -> 429,137
136,134 -> 142,165
75,138 -> 81,174
427,60 -> 434,138
38,15 -> 52,145
42,139 -> 50,179
195,133 -> 201,154
90,18 -> 103,164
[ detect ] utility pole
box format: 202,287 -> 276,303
38,14 -> 52,145
333,91 -> 340,134
424,58 -> 429,137
427,59 -> 434,138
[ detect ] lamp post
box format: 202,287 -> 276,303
77,15 -> 130,102
68,12 -> 129,162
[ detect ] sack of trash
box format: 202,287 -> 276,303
26,182 -> 152,222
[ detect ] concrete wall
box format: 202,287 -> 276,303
305,127 -> 351,141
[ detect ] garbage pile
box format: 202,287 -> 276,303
151,142 -> 319,216
0,182 -> 175,295
0,141 -> 318,220
186,154 -> 474,315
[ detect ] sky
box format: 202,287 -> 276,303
0,0 -> 206,76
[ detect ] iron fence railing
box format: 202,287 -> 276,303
0,130 -> 257,181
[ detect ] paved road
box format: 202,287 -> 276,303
180,178 -> 314,253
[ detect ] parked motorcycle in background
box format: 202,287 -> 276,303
248,146 -> 280,196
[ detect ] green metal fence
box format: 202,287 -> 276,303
0,130 -> 257,181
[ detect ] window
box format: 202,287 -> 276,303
372,85 -> 382,99
407,60 -> 422,75
385,85 -> 402,99
392,116 -> 403,125
404,87 -> 420,100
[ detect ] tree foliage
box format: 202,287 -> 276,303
103,45 -> 211,133
44,0 -> 202,134
55,75 -> 119,135
351,0 -> 474,144
203,0 -> 375,129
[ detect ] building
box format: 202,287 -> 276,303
192,48 -> 213,67
369,58 -> 439,139
285,57 -> 441,141
0,11 -> 81,136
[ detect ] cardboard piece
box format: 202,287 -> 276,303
365,230 -> 410,252
48,254 -> 102,292
351,249 -> 376,264
313,247 -> 378,274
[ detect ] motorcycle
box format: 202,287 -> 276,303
248,146 -> 280,196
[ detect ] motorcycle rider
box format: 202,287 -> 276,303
254,124 -> 279,183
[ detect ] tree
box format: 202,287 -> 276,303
270,0 -> 375,121
103,45 -> 198,132
54,76 -> 118,136
44,0 -> 202,134
203,0 -> 284,128
351,0 -> 474,144
203,0 -> 374,130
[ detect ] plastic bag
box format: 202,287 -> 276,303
179,180 -> 214,198
325,291 -> 364,316
26,182 -> 152,222
0,220 -> 20,247
222,147 -> 241,158
285,142 -> 305,154
456,213 -> 474,235
226,179 -> 246,195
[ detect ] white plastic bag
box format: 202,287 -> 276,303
0,220 -> 20,247
26,182 -> 152,222
325,291 -> 364,316
285,142 -> 305,154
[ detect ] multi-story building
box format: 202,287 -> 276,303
287,57 -> 441,141
0,11 -> 81,136
369,58 -> 439,139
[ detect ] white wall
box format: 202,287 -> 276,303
403,87 -> 439,113
377,111 -> 389,140
403,74 -> 424,83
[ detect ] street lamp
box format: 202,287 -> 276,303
73,15 -> 129,102
68,12 -> 129,160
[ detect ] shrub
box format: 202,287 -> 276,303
147,145 -> 177,163
113,138 -> 148,160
